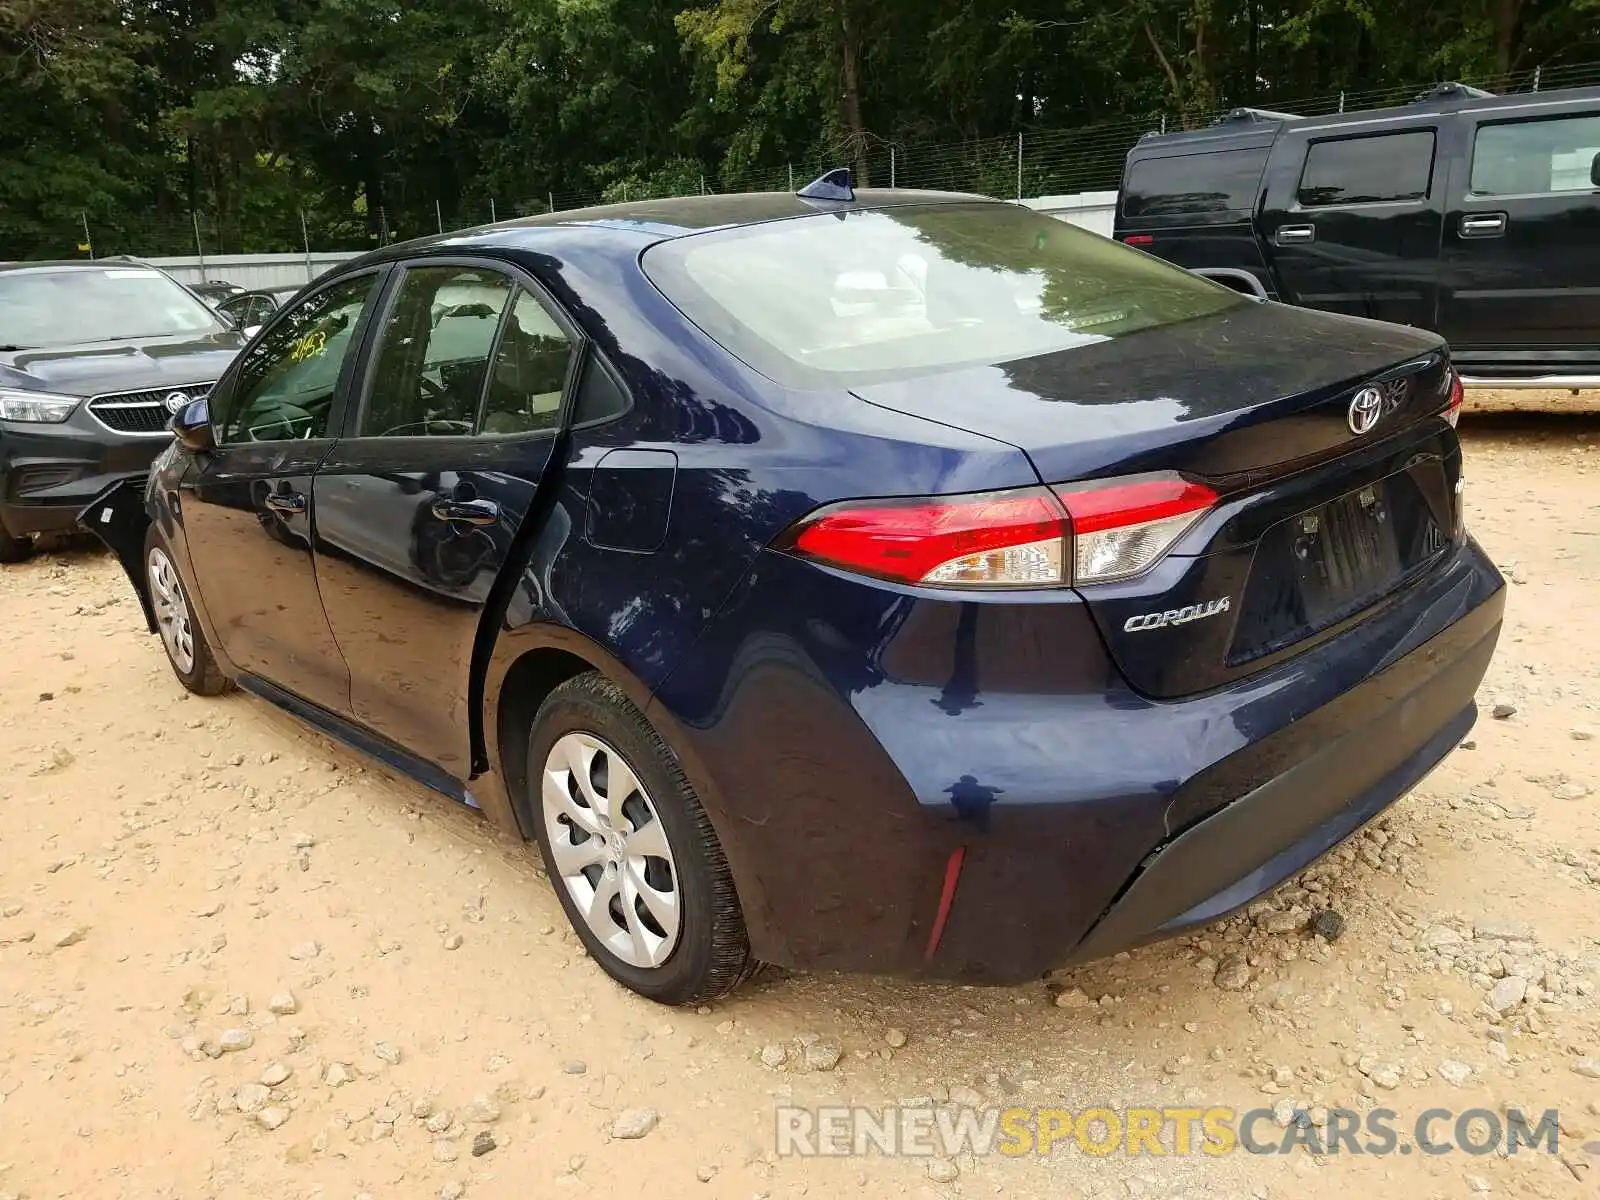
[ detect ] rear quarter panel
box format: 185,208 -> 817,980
475,234 -> 1040,860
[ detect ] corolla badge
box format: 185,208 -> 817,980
1347,386 -> 1384,435
163,391 -> 191,415
1123,596 -> 1231,632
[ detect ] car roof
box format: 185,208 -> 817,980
347,187 -> 995,269
494,187 -> 981,233
1133,81 -> 1600,153
0,258 -> 162,274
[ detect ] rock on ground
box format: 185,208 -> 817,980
611,1108 -> 660,1140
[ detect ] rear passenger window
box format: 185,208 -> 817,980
478,291 -> 576,435
1472,113 -> 1600,195
1122,149 -> 1268,218
1297,131 -> 1436,206
363,266 -> 514,437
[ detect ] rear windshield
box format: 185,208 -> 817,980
0,266 -> 225,348
1122,148 -> 1268,219
641,202 -> 1246,389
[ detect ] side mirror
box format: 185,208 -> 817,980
172,395 -> 215,453
1590,152 -> 1600,188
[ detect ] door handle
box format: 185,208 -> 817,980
431,497 -> 500,526
1275,224 -> 1315,245
1460,212 -> 1507,238
263,491 -> 307,515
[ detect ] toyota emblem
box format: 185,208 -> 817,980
1347,386 -> 1383,435
164,391 -> 191,415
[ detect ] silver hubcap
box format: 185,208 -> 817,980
147,546 -> 195,675
541,732 -> 681,969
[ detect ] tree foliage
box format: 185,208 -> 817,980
2,0 -> 1597,257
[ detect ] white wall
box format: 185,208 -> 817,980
144,251 -> 359,291
1018,190 -> 1119,237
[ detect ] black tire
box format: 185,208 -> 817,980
143,525 -> 232,696
526,672 -> 754,1004
0,523 -> 32,564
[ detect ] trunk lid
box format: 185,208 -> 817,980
851,302 -> 1464,699
848,300 -> 1450,485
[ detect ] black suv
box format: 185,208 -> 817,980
1115,82 -> 1600,387
0,260 -> 244,562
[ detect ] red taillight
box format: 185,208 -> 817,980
1054,477 -> 1218,534
779,473 -> 1218,590
1056,475 -> 1218,584
1124,234 -> 1154,246
783,487 -> 1068,588
1444,367 -> 1465,427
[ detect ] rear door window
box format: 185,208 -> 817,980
1122,149 -> 1268,219
356,263 -> 581,439
1297,130 -> 1436,206
1471,112 -> 1600,195
478,291 -> 577,435
361,266 -> 515,437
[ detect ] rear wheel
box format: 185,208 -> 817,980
144,526 -> 231,696
526,672 -> 753,1004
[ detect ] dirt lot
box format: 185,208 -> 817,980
1,392 -> 1598,1200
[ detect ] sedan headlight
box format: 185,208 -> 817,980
0,389 -> 81,423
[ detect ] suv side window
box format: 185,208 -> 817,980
217,273 -> 377,444
1472,113 -> 1600,195
1122,148 -> 1268,219
362,266 -> 515,437
1297,130 -> 1436,207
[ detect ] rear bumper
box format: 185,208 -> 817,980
938,541 -> 1503,983
654,536 -> 1504,984
0,413 -> 165,537
1062,599 -> 1494,965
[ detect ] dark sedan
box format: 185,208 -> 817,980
0,261 -> 244,561
214,285 -> 306,337
85,174 -> 1503,1005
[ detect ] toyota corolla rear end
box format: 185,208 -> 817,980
641,197 -> 1504,983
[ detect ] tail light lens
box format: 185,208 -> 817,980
1055,475 -> 1218,584
1443,367 -> 1465,427
778,474 -> 1217,589
781,488 -> 1067,588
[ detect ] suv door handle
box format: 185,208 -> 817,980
1275,224 -> 1315,245
1460,212 -> 1507,238
431,498 -> 500,526
263,491 -> 307,515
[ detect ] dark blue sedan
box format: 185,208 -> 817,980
84,174 -> 1504,1004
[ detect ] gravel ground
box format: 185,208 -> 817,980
0,391 -> 1597,1200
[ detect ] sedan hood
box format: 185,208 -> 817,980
0,330 -> 244,397
849,301 -> 1448,485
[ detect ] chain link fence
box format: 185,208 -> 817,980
43,58 -> 1600,267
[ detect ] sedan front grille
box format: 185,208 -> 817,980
86,383 -> 214,435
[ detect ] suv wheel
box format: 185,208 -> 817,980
0,523 -> 32,564
145,527 -> 231,696
527,672 -> 754,1005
